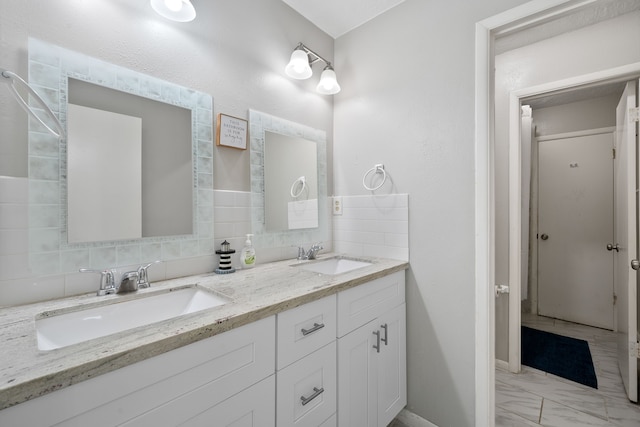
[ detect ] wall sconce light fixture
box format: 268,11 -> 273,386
150,0 -> 196,22
285,43 -> 341,95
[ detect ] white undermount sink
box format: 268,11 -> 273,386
295,257 -> 372,275
36,286 -> 229,351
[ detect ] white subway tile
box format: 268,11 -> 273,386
0,275 -> 65,307
0,177 -> 28,203
165,255 -> 215,279
213,190 -> 236,207
0,229 -> 28,255
0,204 -> 28,229
0,253 -> 31,280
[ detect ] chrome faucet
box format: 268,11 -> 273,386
296,242 -> 324,260
80,261 -> 160,296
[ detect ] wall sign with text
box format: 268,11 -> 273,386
216,113 -> 248,150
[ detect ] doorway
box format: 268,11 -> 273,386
475,1 -> 640,425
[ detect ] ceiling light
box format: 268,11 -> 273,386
285,43 -> 341,95
150,0 -> 196,22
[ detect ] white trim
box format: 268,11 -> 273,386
474,1 -> 591,426
537,126 -> 616,142
495,358 -> 509,372
395,408 -> 439,427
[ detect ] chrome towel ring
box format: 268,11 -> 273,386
362,164 -> 386,191
290,175 -> 307,198
1,68 -> 65,139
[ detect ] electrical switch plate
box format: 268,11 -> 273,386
333,196 -> 343,215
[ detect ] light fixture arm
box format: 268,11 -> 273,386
295,42 -> 333,69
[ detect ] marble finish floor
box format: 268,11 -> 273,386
496,313 -> 640,426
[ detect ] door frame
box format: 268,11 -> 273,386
474,1 -> 640,425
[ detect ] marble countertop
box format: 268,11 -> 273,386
0,253 -> 407,411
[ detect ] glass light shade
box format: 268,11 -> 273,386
285,49 -> 312,80
316,67 -> 341,95
150,0 -> 196,22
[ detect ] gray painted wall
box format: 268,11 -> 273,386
332,1 -> 531,425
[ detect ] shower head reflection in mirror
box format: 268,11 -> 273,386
27,38 -> 215,275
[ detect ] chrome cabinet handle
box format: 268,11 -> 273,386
373,330 -> 381,353
300,387 -> 324,406
301,322 -> 325,336
380,324 -> 388,346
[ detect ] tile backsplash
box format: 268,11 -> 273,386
0,176 -> 409,307
333,194 -> 409,262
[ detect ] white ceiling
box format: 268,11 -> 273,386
282,0 -> 406,39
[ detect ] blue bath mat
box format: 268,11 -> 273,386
521,326 -> 598,389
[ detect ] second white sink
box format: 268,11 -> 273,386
295,257 -> 372,275
36,286 -> 229,351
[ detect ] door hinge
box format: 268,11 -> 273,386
630,107 -> 639,123
612,148 -> 616,159
613,293 -> 617,305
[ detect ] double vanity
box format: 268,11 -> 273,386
0,254 -> 407,426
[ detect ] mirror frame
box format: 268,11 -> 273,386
249,109 -> 329,248
27,38 -> 215,274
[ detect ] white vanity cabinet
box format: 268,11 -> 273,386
276,294 -> 338,427
337,271 -> 407,427
0,316 -> 276,427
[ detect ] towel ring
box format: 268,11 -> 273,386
1,69 -> 65,139
362,164 -> 386,191
290,176 -> 307,198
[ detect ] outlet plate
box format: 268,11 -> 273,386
333,196 -> 343,215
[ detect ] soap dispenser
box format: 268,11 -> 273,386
240,234 -> 256,269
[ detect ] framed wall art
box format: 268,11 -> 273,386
216,113 -> 248,150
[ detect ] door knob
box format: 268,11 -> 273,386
632,259 -> 640,271
607,243 -> 620,252
540,234 -> 549,241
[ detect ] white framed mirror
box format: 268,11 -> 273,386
27,38 -> 215,274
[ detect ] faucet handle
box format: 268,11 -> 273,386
80,268 -> 116,296
137,260 -> 161,288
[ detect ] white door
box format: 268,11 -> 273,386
377,304 -> 407,427
615,79 -> 638,403
537,132 -> 614,329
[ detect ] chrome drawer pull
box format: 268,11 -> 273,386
301,387 -> 325,406
381,323 -> 388,346
301,322 -> 325,336
373,330 -> 381,353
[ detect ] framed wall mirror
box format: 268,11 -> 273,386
27,38 -> 215,274
249,109 -> 329,248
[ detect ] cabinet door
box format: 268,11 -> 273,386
183,375 -> 275,427
377,303 -> 406,427
337,319 -> 378,427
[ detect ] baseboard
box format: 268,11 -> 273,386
395,408 -> 439,427
495,358 -> 509,371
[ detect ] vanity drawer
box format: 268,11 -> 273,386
276,341 -> 337,427
277,294 -> 336,369
337,271 -> 405,337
